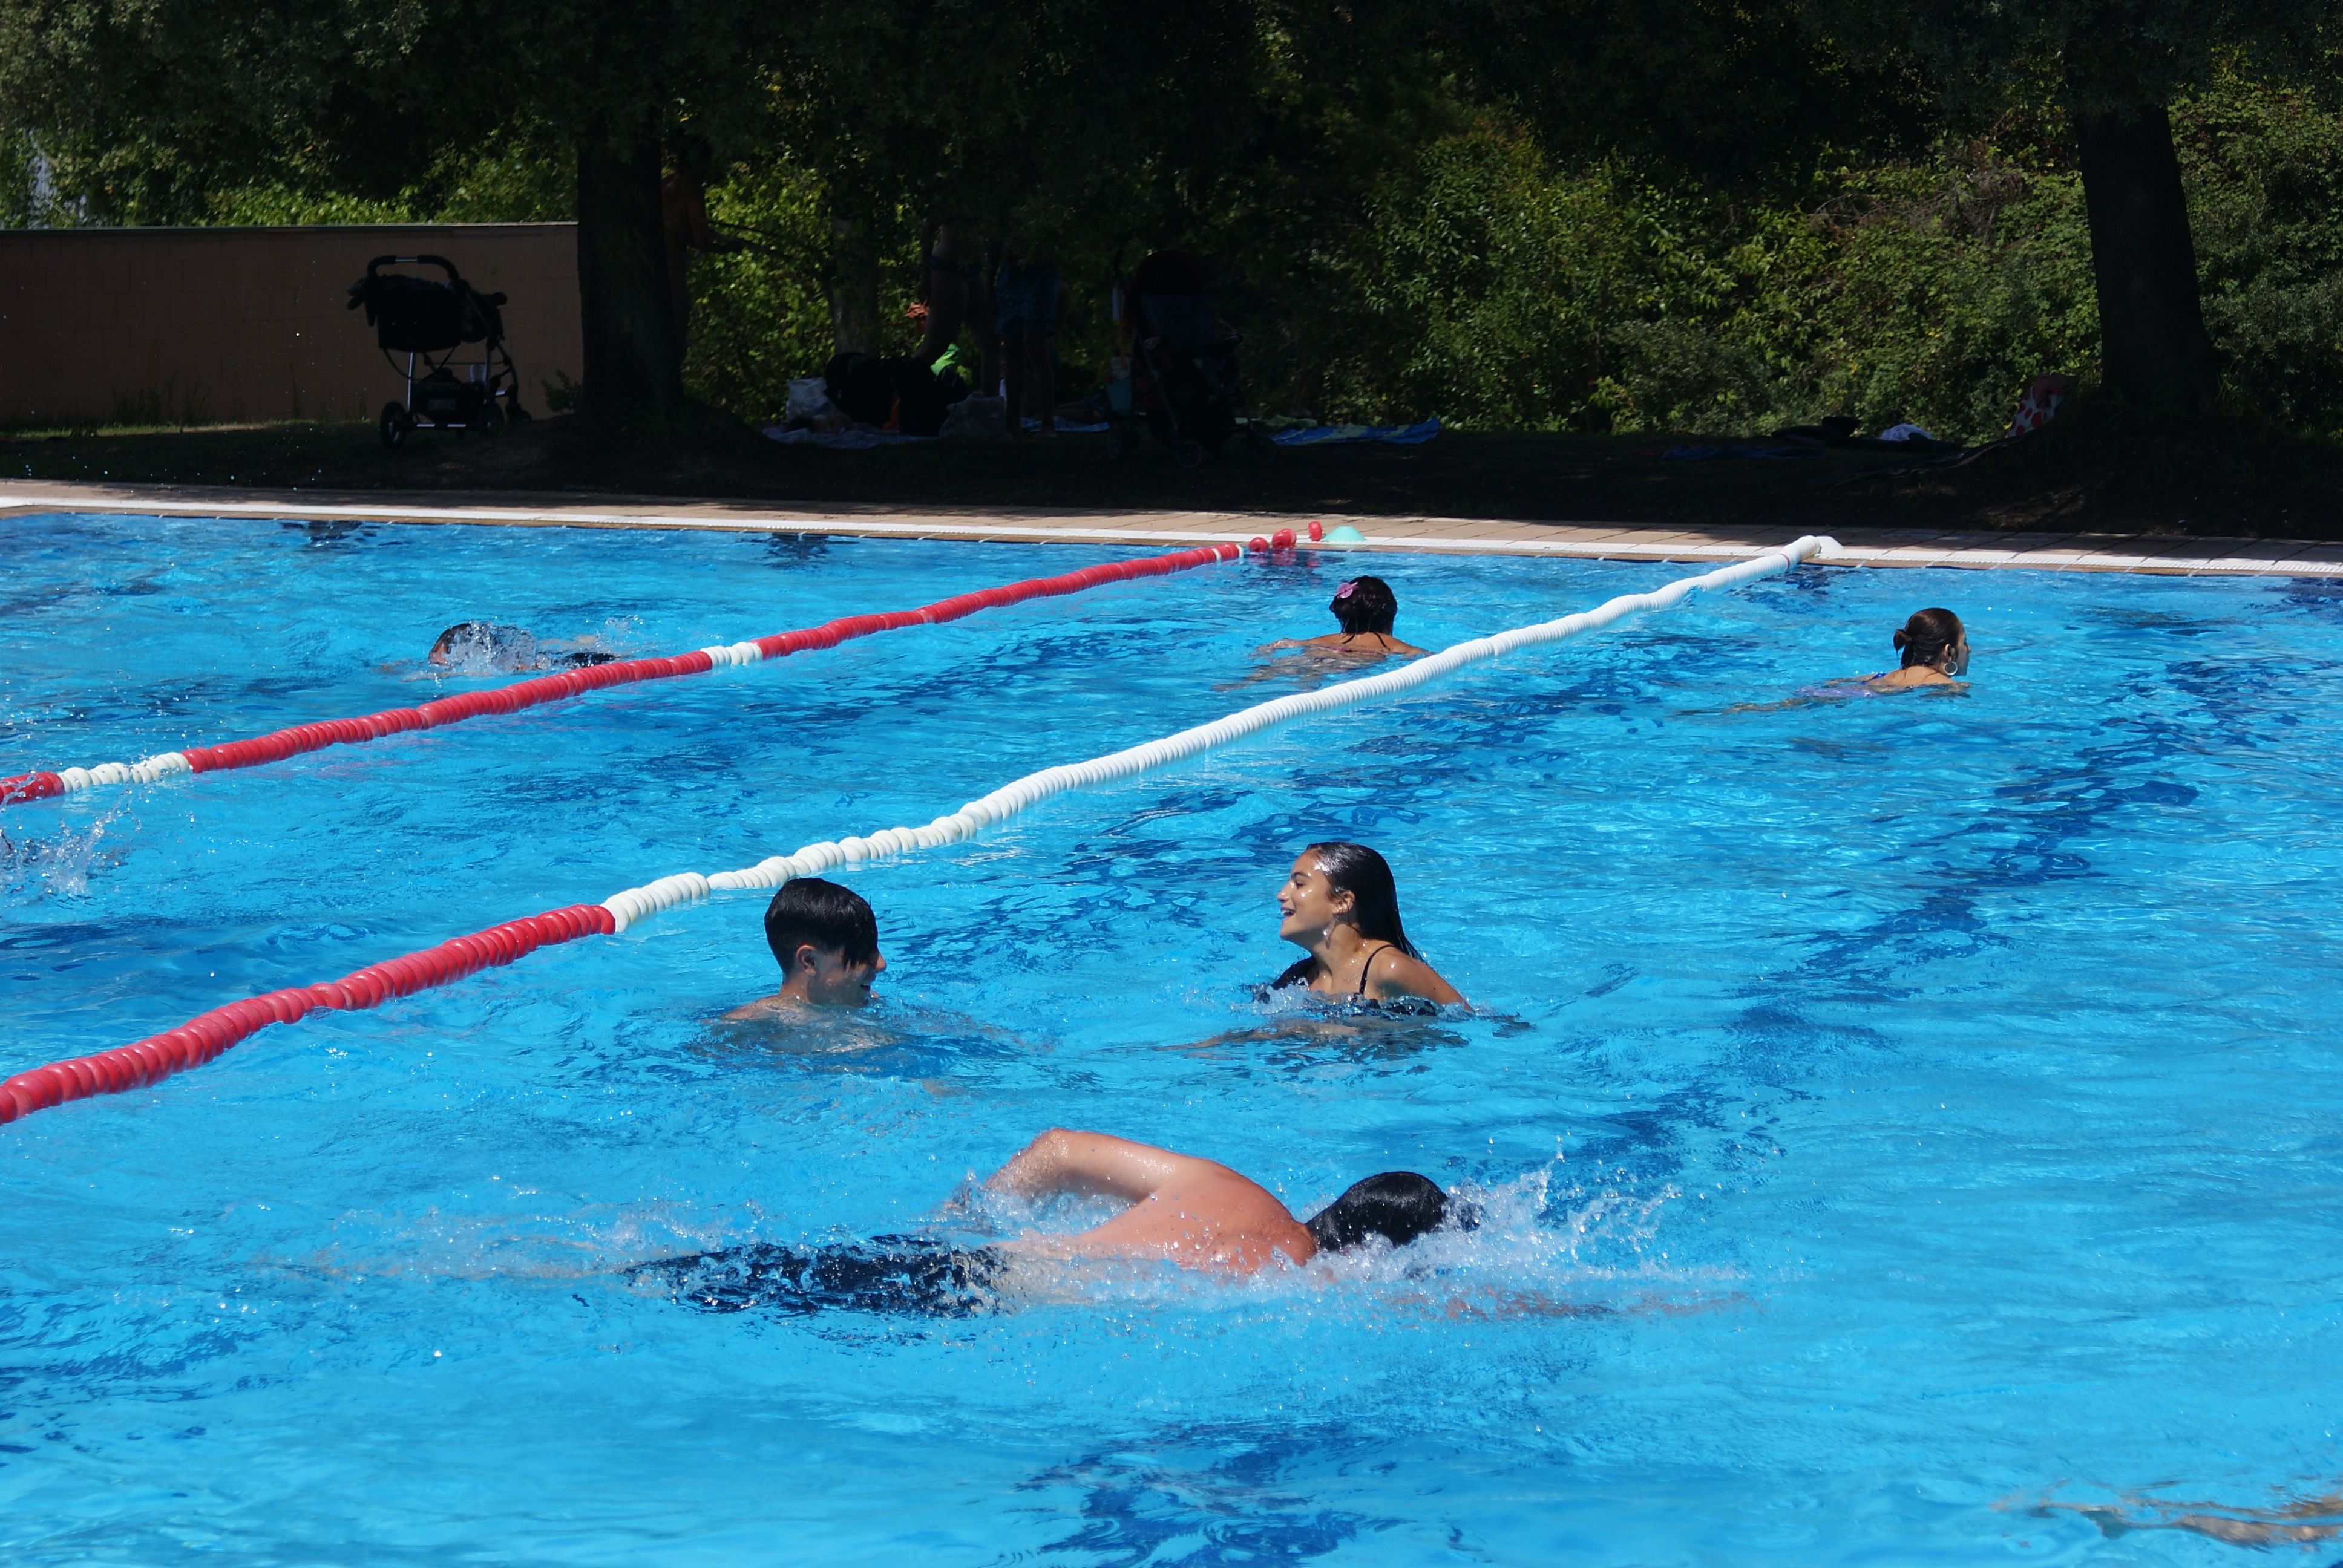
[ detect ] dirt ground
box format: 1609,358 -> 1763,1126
6,397 -> 2339,539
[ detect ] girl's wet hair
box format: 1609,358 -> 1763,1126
1893,607 -> 1964,668
1330,576 -> 1399,635
1306,840 -> 1421,958
1305,1171 -> 1450,1252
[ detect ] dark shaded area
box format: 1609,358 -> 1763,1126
7,393 -> 2343,537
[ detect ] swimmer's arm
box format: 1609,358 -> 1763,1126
984,1128 -> 1199,1203
1365,949 -> 1466,1007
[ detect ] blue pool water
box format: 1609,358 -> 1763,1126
3,511 -> 2341,1564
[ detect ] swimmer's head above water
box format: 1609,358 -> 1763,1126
1274,841 -> 1465,1007
1330,575 -> 1400,636
762,877 -> 886,1007
1887,607 -> 1968,681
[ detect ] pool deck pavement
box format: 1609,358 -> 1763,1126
5,479 -> 2341,577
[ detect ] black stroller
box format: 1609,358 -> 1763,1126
346,255 -> 529,448
1106,249 -> 1271,468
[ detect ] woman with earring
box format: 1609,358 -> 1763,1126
1863,607 -> 1971,690
1268,842 -> 1464,1007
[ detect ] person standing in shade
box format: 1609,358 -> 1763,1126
994,235 -> 1060,437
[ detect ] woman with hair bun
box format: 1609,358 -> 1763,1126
1866,607 -> 1970,690
1269,841 -> 1464,1007
1260,576 -> 1428,661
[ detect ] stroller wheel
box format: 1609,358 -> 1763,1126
378,403 -> 414,451
1175,438 -> 1205,470
506,402 -> 533,425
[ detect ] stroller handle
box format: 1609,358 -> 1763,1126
367,253 -> 461,281
346,254 -> 505,311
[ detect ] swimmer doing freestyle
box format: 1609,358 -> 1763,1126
426,621 -> 618,674
636,1129 -> 1458,1315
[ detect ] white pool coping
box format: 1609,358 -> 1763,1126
4,482 -> 2339,577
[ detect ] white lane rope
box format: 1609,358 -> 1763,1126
597,537 -> 1837,931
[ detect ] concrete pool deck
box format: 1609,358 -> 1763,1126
5,479 -> 2342,577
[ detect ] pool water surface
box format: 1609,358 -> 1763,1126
2,511 -> 2341,1564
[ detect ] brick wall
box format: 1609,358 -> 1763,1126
0,224 -> 581,428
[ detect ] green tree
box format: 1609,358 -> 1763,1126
1820,0 -> 2343,416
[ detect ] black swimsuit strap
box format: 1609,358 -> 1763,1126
1355,942 -> 1394,997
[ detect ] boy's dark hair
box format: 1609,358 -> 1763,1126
1305,1171 -> 1449,1253
1330,576 -> 1400,635
763,878 -> 879,972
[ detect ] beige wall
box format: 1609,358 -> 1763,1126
0,224 -> 581,428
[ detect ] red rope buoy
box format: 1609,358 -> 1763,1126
0,903 -> 618,1125
1,544 -> 1242,804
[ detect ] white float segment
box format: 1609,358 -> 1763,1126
47,751 -> 191,794
600,537 -> 1835,932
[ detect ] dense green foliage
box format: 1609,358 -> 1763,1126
5,0 -> 2341,441
667,73 -> 2343,444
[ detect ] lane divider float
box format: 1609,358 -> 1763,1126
0,543 -> 1244,806
1,537 -> 1832,1126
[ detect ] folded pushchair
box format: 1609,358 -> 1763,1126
1106,250 -> 1271,468
346,255 -> 529,448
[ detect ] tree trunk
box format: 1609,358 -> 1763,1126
826,215 -> 880,355
2074,103 -> 2220,417
575,132 -> 684,426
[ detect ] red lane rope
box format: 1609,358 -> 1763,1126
0,903 -> 618,1125
0,543 -> 1242,805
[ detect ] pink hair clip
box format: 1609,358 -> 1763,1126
1334,581 -> 1357,599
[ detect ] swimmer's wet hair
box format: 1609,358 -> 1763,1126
1306,1171 -> 1450,1253
1893,607 -> 1963,668
764,877 -> 880,971
1331,576 -> 1399,635
1306,841 -> 1420,958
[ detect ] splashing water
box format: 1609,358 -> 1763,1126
0,807 -> 122,901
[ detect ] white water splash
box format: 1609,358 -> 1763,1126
0,807 -> 123,901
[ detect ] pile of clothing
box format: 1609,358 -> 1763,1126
765,353 -> 1006,447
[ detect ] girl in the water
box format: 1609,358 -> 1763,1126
1861,607 -> 1969,690
1269,841 -> 1464,1007
1260,577 -> 1429,661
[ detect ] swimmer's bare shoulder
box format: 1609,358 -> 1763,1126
1363,947 -> 1465,1007
720,993 -> 796,1022
986,1129 -> 1317,1274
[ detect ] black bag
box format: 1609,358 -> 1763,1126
348,273 -> 508,354
824,352 -> 896,425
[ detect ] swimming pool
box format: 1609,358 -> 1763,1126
4,510 -> 2340,1564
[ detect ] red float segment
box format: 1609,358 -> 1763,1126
0,771 -> 65,804
0,901 -> 620,1126
20,546 -> 1236,799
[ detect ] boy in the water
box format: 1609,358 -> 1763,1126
723,878 -> 888,1018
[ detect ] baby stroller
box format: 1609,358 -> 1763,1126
346,255 -> 529,448
1106,249 -> 1271,468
